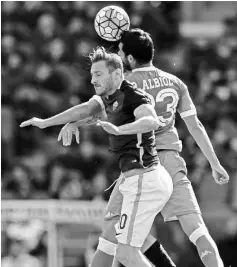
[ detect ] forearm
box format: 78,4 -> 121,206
118,116 -> 159,135
74,116 -> 99,127
44,103 -> 91,127
187,121 -> 220,167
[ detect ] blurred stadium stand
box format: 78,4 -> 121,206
1,1 -> 237,267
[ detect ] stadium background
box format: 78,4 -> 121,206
1,1 -> 237,267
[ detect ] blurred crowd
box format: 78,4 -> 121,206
1,1 -> 237,267
1,1 -> 182,201
2,0 -> 236,203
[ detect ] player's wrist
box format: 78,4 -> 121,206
43,119 -> 52,128
210,159 -> 221,168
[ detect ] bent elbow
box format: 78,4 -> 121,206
148,117 -> 159,131
153,119 -> 160,130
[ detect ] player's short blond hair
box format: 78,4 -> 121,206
89,46 -> 123,73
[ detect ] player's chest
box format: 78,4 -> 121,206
104,97 -> 130,126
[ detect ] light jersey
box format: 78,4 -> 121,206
125,66 -> 197,152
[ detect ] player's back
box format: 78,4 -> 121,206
125,66 -> 196,152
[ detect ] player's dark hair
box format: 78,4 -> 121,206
120,29 -> 154,64
88,46 -> 123,73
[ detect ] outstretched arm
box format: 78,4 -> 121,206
20,97 -> 102,129
58,112 -> 106,146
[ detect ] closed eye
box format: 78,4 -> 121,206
91,72 -> 102,78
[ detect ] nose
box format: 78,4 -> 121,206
91,76 -> 96,85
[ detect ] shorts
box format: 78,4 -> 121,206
104,150 -> 201,223
158,150 -> 201,221
114,164 -> 173,247
104,173 -> 123,221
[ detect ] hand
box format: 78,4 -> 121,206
97,120 -> 120,135
211,164 -> 229,185
20,117 -> 47,128
58,122 -> 80,146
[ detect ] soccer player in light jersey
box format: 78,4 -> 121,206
20,47 -> 174,267
58,29 -> 229,267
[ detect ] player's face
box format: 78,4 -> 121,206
91,61 -> 114,96
118,43 -> 132,71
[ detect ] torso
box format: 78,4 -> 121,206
96,80 -> 159,173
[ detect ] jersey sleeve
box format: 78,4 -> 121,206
89,95 -> 105,111
177,80 -> 197,118
88,95 -> 107,118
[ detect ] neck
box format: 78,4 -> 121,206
106,78 -> 123,97
134,61 -> 153,69
106,87 -> 117,97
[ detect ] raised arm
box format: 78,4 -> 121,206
20,97 -> 103,129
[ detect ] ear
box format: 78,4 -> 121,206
115,68 -> 122,77
128,54 -> 133,63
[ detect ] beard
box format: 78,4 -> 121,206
122,58 -> 132,71
96,77 -> 114,97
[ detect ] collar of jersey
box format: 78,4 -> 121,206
118,79 -> 124,89
106,80 -> 124,99
132,66 -> 156,72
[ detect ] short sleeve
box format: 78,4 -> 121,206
90,95 -> 105,111
177,79 -> 196,118
89,95 -> 107,118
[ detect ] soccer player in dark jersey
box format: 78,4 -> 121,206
58,29 -> 229,267
20,47 -> 173,267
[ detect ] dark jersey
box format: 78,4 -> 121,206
91,80 -> 159,173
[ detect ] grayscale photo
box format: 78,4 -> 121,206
1,1 -> 237,267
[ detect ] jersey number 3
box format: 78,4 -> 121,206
150,88 -> 179,127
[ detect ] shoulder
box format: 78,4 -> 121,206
121,80 -> 151,106
120,79 -> 135,91
121,80 -> 147,97
124,71 -> 140,88
158,69 -> 188,91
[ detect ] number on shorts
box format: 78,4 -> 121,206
150,88 -> 179,127
119,214 -> 128,229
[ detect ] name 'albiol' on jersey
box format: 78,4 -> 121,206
125,66 -> 197,152
139,76 -> 175,90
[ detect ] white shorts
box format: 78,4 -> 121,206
115,164 -> 173,248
